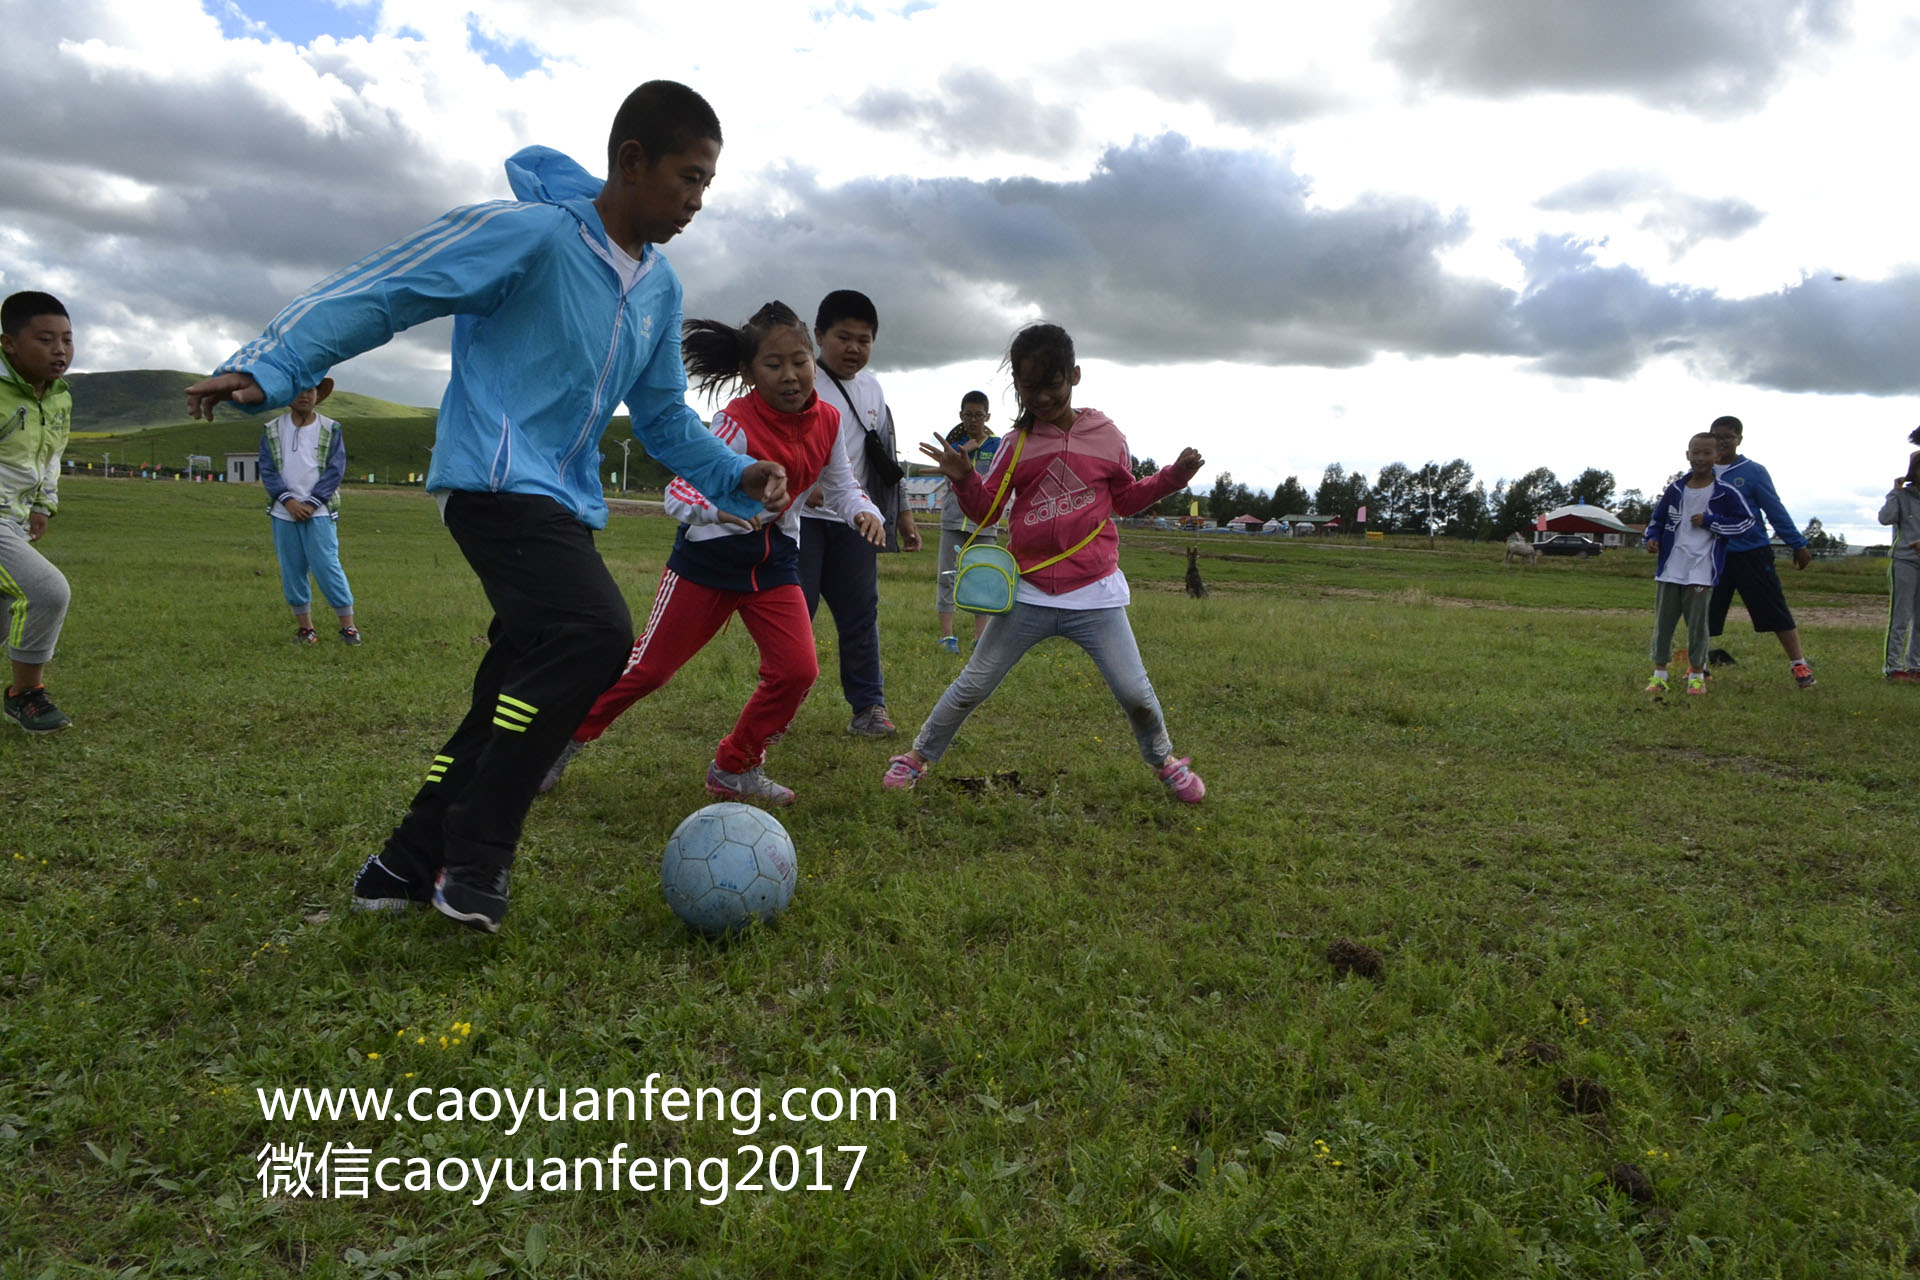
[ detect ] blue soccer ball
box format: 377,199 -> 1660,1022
661,803 -> 798,936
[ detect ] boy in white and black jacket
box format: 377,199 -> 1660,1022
1643,432 -> 1757,695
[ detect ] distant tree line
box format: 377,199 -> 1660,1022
1127,455 -> 1657,539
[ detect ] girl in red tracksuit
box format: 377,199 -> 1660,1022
542,301 -> 884,805
883,322 -> 1209,803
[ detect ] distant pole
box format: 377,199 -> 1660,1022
619,439 -> 632,495
101,452 -> 110,477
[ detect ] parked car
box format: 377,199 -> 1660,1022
1537,533 -> 1604,558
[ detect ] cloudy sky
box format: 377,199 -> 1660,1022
6,0 -> 1918,539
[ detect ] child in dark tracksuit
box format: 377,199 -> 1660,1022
185,84 -> 786,933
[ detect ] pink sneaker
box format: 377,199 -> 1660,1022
1159,756 -> 1206,804
882,754 -> 925,790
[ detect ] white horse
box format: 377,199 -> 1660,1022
1504,532 -> 1540,564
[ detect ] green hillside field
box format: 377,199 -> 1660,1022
69,408 -> 679,492
64,369 -> 433,433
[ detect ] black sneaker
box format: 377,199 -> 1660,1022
433,865 -> 510,934
4,685 -> 71,734
350,854 -> 431,912
339,626 -> 363,646
1707,648 -> 1736,667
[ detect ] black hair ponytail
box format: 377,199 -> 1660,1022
683,301 -> 810,399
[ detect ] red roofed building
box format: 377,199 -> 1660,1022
1537,504 -> 1641,548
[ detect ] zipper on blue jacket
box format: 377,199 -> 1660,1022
561,266 -> 632,479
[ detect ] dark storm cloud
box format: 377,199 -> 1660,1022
1699,273 -> 1920,396
1378,0 -> 1849,113
673,142 -> 1916,399
1537,169 -> 1765,254
679,135 -> 1522,372
845,70 -> 1083,157
0,2 -> 485,271
0,2 -> 511,388
1508,236 -> 1918,394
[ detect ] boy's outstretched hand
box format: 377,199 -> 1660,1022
1173,447 -> 1204,483
184,372 -> 264,421
854,512 -> 886,546
741,461 -> 789,511
917,436 -> 971,482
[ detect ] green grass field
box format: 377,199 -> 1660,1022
4,479 -> 1916,1278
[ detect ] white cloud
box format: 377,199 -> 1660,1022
2,0 -> 1914,542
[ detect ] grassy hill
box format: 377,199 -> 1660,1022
65,369 -> 433,433
72,401 -> 680,489
65,371 -> 692,488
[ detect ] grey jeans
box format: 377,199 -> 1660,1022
911,600 -> 1174,766
1651,580 -> 1712,669
0,517 -> 70,664
1887,557 -> 1920,674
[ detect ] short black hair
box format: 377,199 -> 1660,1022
2,291 -> 68,336
607,81 -> 721,173
1709,415 -> 1743,436
815,290 -> 878,334
960,390 -> 989,408
1908,425 -> 1920,448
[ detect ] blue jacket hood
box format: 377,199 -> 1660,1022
504,146 -> 603,206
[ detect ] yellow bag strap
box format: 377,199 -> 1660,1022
1021,519 -> 1108,574
958,428 -> 1109,573
959,430 -> 1024,555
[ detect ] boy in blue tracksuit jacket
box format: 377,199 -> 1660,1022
186,81 -> 789,933
1642,431 -> 1756,695
1704,415 -> 1818,687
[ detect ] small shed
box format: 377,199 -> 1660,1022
226,452 -> 258,485
1538,504 -> 1639,547
902,475 -> 945,514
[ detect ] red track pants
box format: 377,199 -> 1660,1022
571,571 -> 819,773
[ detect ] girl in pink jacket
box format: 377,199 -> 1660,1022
883,323 -> 1207,803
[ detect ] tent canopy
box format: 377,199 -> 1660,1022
1541,503 -> 1637,535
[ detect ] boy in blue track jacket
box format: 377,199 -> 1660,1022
1643,432 -> 1756,696
186,81 -> 789,934
1704,415 -> 1818,687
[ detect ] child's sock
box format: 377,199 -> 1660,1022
1652,668 -> 1668,681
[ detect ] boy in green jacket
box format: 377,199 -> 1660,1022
0,291 -> 75,734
